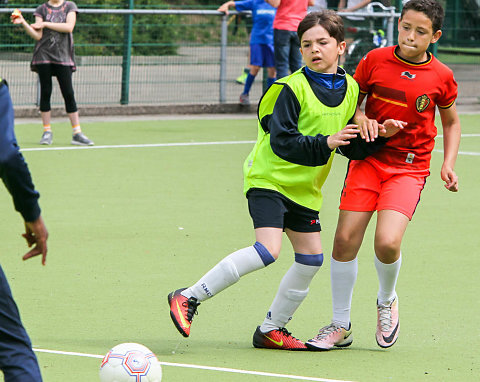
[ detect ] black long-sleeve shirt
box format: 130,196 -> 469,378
259,67 -> 387,166
0,80 -> 41,222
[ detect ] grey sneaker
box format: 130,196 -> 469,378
239,93 -> 250,106
39,131 -> 53,145
71,132 -> 94,146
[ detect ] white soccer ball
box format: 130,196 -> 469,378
99,343 -> 162,382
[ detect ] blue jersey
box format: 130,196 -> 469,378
235,0 -> 276,45
0,80 -> 41,222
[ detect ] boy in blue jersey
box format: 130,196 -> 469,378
0,78 -> 48,381
168,11 -> 387,350
218,0 -> 276,105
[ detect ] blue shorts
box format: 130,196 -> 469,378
250,44 -> 275,68
246,188 -> 321,232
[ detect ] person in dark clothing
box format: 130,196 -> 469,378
11,2 -> 93,146
0,78 -> 48,381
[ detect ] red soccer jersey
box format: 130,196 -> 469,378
273,0 -> 309,32
354,45 -> 457,170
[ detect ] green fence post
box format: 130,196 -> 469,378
121,0 -> 134,105
220,13 -> 228,103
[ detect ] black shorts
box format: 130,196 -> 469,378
247,188 -> 321,232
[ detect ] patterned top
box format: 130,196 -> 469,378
354,45 -> 457,170
31,1 -> 78,72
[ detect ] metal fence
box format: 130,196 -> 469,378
0,5 -> 478,108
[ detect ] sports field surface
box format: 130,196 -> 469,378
1,113 -> 479,381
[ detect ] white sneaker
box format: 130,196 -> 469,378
71,132 -> 94,146
376,297 -> 399,348
305,323 -> 353,351
39,131 -> 53,145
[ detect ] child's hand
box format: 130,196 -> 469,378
327,124 -> 359,150
441,165 -> 458,192
217,1 -> 233,14
379,119 -> 407,138
356,117 -> 382,142
10,9 -> 24,24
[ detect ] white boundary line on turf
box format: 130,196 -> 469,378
433,149 -> 480,156
20,141 -> 257,152
33,348 -> 355,382
437,134 -> 480,138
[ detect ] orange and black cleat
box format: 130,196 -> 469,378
252,326 -> 308,351
167,288 -> 200,337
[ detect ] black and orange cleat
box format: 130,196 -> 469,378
252,326 -> 307,351
167,288 -> 200,338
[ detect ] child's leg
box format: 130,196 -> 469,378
54,65 -> 77,115
36,66 -> 53,133
36,65 -> 53,114
54,65 -> 82,134
40,111 -> 51,130
266,67 -> 276,88
67,112 -> 80,132
183,227 -> 281,302
373,210 -> 407,348
260,230 -> 323,332
242,65 -> 260,96
374,210 -> 408,304
330,210 -> 372,327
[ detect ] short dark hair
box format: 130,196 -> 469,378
297,10 -> 345,44
401,0 -> 444,33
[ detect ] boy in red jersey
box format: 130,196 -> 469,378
306,0 -> 461,351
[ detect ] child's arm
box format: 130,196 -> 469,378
11,14 -> 43,41
353,94 -> 406,140
264,86 -> 358,166
31,11 -> 76,34
218,1 -> 236,14
438,103 -> 461,192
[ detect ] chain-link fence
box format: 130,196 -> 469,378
0,4 -> 478,109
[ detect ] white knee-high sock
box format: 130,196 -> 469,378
260,253 -> 323,333
183,242 -> 275,302
375,254 -> 401,305
331,257 -> 358,328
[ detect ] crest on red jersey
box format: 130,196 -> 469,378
415,94 -> 430,112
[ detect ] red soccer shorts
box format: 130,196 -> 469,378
339,157 -> 430,220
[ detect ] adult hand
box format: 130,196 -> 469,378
22,216 -> 48,265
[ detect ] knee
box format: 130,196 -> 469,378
258,242 -> 281,260
332,230 -> 359,261
374,236 -> 401,259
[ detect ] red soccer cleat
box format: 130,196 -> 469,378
252,326 -> 307,351
167,288 -> 200,338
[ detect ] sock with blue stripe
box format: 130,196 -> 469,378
184,242 -> 275,302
